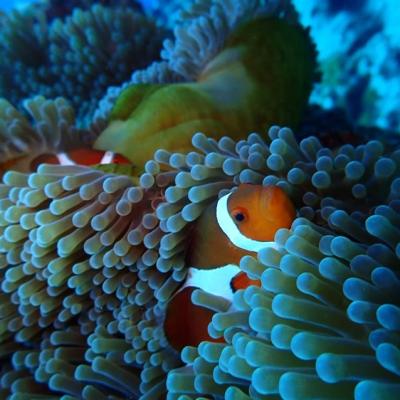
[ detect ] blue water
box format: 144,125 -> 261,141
0,0 -> 36,12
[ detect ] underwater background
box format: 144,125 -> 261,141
0,1 -> 399,400
1,0 -> 400,132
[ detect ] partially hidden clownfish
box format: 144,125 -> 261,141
164,184 -> 296,351
0,148 -> 131,177
29,149 -> 131,168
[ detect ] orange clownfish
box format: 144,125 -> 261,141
0,148 -> 131,176
29,149 -> 131,169
164,184 -> 296,351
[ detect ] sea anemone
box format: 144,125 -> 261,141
1,126 -> 399,399
0,3 -> 166,126
94,4 -> 316,170
94,0 -> 301,121
43,0 -> 143,21
163,126 -> 400,400
0,1 -> 399,399
0,96 -> 95,177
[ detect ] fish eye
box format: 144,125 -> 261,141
232,208 -> 247,223
235,213 -> 245,222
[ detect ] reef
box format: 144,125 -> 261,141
295,0 -> 400,131
0,0 -> 399,399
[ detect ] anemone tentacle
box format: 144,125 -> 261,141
0,3 -> 166,126
0,96 -> 97,177
1,126 -> 399,399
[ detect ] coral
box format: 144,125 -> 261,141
0,3 -> 166,127
94,15 -> 316,170
1,126 -> 399,399
94,0 -> 300,122
293,0 -> 400,131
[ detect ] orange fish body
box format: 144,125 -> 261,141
230,271 -> 262,292
164,184 -> 296,351
0,156 -> 26,177
0,148 -> 131,177
164,287 -> 225,351
30,149 -> 131,168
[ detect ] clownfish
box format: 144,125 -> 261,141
0,148 -> 131,177
30,149 -> 131,168
164,184 -> 296,351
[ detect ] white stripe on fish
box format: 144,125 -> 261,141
216,191 -> 279,253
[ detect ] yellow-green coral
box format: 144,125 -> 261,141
94,17 -> 316,170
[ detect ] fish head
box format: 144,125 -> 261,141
186,183 -> 296,269
227,184 -> 296,240
217,184 -> 296,253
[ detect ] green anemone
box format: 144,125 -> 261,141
94,17 -> 316,170
1,126 -> 399,399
